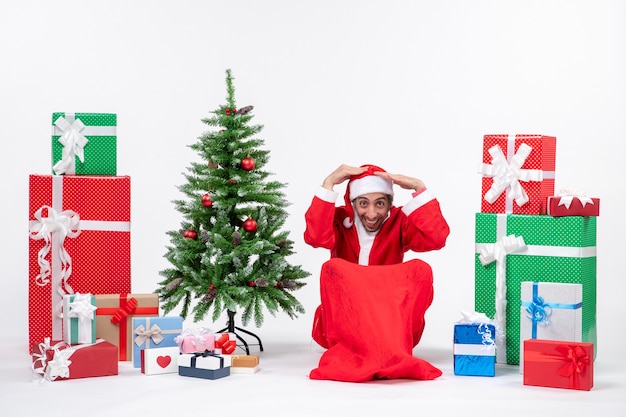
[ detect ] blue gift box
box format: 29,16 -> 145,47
178,352 -> 231,380
131,316 -> 183,368
453,323 -> 496,377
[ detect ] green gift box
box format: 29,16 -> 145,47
474,212 -> 596,365
52,112 -> 117,175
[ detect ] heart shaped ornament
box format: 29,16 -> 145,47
141,346 -> 180,375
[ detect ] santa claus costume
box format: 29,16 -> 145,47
304,164 -> 450,381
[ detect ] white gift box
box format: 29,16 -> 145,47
63,293 -> 97,345
141,346 -> 180,375
519,281 -> 582,373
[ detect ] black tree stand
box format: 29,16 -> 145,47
217,310 -> 264,355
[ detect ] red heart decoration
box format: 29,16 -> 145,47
157,355 -> 172,368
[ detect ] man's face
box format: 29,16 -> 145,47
354,192 -> 390,232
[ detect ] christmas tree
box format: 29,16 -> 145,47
156,69 -> 309,332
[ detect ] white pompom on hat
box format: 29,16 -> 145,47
343,164 -> 394,228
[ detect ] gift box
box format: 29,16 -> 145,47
52,112 -> 117,175
519,282 -> 582,373
179,352 -> 231,380
175,328 -> 215,354
475,212 -> 596,365
547,193 -> 600,217
63,293 -> 97,345
224,354 -> 260,374
141,346 -> 180,375
95,293 -> 159,361
32,338 -> 118,381
214,332 -> 237,354
478,134 -> 556,215
132,316 -> 183,368
523,339 -> 593,391
28,174 -> 131,352
453,323 -> 496,377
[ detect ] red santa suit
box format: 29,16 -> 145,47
304,165 -> 450,381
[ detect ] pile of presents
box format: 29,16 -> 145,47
453,134 -> 599,391
28,112 -> 259,382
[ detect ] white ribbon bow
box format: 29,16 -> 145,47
479,143 -> 543,208
28,205 -> 81,288
46,347 -> 73,380
477,234 -> 527,362
458,311 -> 498,347
134,324 -> 164,346
68,292 -> 97,323
557,189 -> 595,209
52,116 -> 89,175
32,338 -> 72,381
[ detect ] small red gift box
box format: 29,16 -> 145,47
28,175 -> 131,353
479,134 -> 556,214
546,193 -> 600,217
523,339 -> 593,391
214,333 -> 237,354
32,338 -> 118,381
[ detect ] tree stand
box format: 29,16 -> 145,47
217,310 -> 264,355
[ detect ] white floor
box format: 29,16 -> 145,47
2,333 -> 624,417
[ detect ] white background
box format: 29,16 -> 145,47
1,1 -> 625,416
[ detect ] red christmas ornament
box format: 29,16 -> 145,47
227,179 -> 237,185
210,284 -> 214,290
225,108 -> 231,116
243,218 -> 258,233
183,229 -> 197,240
249,281 -> 256,287
240,156 -> 255,171
201,193 -> 213,207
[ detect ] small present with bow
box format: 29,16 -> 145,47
174,327 -> 215,354
546,189 -> 600,217
453,311 -> 497,377
31,338 -> 118,382
179,350 -> 231,380
519,281 -> 583,373
131,316 -> 183,368
523,339 -> 593,390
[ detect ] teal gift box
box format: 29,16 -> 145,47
474,213 -> 596,365
63,293 -> 97,345
51,112 -> 117,175
131,316 -> 182,368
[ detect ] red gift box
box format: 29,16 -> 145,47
479,134 -> 556,214
523,339 -> 593,391
32,338 -> 118,381
215,333 -> 237,354
28,175 -> 131,352
547,194 -> 600,217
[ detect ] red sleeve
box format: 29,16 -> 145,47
304,196 -> 337,250
401,198 -> 450,253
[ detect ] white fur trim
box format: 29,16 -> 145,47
349,176 -> 394,201
343,217 -> 353,228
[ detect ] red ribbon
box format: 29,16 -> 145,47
95,294 -> 158,361
526,343 -> 590,389
215,333 -> 237,354
111,297 -> 138,324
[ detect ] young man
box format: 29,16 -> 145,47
304,163 -> 450,349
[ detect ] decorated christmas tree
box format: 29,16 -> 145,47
156,69 -> 309,336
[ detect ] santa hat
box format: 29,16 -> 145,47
343,164 -> 394,228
